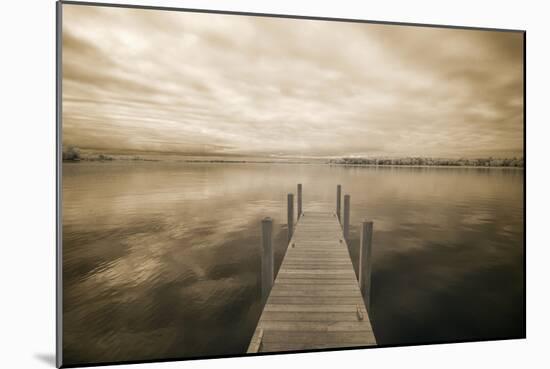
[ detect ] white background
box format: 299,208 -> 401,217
0,0 -> 548,368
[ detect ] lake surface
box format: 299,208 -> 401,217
62,162 -> 524,365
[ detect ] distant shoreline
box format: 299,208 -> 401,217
62,146 -> 524,168
327,163 -> 524,169
62,159 -> 524,169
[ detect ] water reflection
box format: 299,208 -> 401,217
63,163 -> 524,365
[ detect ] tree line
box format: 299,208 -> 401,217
330,157 -> 524,167
62,146 -> 114,161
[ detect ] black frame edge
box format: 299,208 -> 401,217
56,1 -> 64,368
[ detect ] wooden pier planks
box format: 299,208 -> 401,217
247,211 -> 376,353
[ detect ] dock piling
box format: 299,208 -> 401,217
359,220 -> 373,312
336,185 -> 341,222
343,194 -> 350,242
261,217 -> 274,304
297,184 -> 302,219
287,193 -> 294,242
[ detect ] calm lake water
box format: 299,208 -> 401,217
62,162 -> 524,365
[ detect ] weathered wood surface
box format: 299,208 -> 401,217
297,184 -> 303,219
247,211 -> 376,353
261,217 -> 274,304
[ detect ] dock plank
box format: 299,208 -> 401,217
261,311 -> 364,322
261,330 -> 376,352
247,211 -> 376,353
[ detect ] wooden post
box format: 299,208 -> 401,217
297,184 -> 302,219
287,193 -> 294,242
359,221 -> 373,312
343,194 -> 350,242
261,217 -> 274,304
336,184 -> 342,222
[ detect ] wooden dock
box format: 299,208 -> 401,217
247,185 -> 376,353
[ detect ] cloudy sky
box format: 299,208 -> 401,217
62,4 -> 524,159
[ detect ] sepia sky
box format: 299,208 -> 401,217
62,4 -> 524,159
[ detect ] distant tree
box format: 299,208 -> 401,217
63,146 -> 81,161
329,155 -> 523,168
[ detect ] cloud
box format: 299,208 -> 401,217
62,4 -> 524,158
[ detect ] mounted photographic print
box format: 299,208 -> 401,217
56,1 -> 525,367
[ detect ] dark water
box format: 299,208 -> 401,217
62,162 -> 524,365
